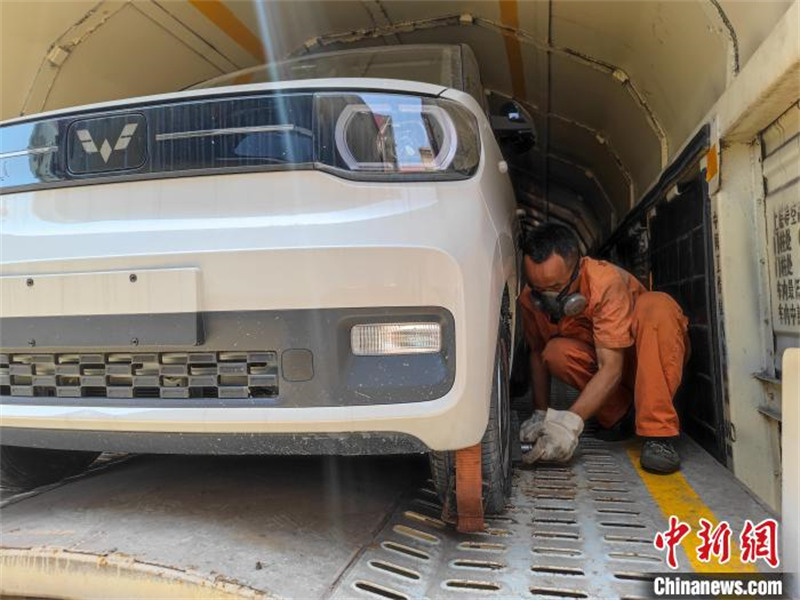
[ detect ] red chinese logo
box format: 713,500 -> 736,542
654,515 -> 692,569
696,518 -> 732,564
654,516 -> 780,569
740,518 -> 780,568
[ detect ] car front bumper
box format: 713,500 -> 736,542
0,167 -> 511,451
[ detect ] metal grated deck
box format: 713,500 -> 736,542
329,433 -> 776,600
0,433 -> 777,599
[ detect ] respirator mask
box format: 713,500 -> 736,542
530,260 -> 587,322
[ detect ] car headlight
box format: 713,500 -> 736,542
315,93 -> 480,180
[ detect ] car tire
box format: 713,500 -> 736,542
510,341 -> 533,419
429,322 -> 513,515
0,446 -> 100,491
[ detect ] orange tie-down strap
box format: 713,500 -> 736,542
455,443 -> 485,533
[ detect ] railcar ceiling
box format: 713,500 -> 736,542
0,0 -> 792,243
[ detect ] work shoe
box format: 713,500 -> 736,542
594,404 -> 635,442
640,437 -> 681,474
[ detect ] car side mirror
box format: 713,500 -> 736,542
490,101 -> 536,154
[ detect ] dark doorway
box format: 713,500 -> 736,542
648,178 -> 728,464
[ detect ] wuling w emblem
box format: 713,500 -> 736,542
76,123 -> 139,163
67,113 -> 146,174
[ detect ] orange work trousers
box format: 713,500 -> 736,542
533,292 -> 689,437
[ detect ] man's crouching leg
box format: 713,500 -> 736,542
542,338 -> 633,433
632,292 -> 689,474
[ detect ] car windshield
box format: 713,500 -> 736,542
191,45 -> 463,90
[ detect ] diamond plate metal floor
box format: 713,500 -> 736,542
328,434 -> 777,600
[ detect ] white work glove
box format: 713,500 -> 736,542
522,408 -> 584,464
519,410 -> 548,442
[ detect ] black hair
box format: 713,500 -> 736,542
523,223 -> 581,264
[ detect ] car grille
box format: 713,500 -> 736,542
0,351 -> 279,399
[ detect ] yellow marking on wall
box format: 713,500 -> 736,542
626,445 -> 757,573
232,72 -> 255,86
498,0 -> 527,100
188,0 -> 265,62
705,145 -> 719,182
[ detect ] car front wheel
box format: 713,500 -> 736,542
429,323 -> 512,515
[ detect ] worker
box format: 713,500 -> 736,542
518,222 -> 689,474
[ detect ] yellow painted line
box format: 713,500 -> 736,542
188,0 -> 266,62
498,0 -> 527,100
626,445 -> 757,573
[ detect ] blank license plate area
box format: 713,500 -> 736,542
0,268 -> 201,348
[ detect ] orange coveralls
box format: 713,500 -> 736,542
519,257 -> 689,437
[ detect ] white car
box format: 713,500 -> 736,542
0,44 -> 525,512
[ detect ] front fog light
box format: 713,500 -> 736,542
350,323 -> 441,356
